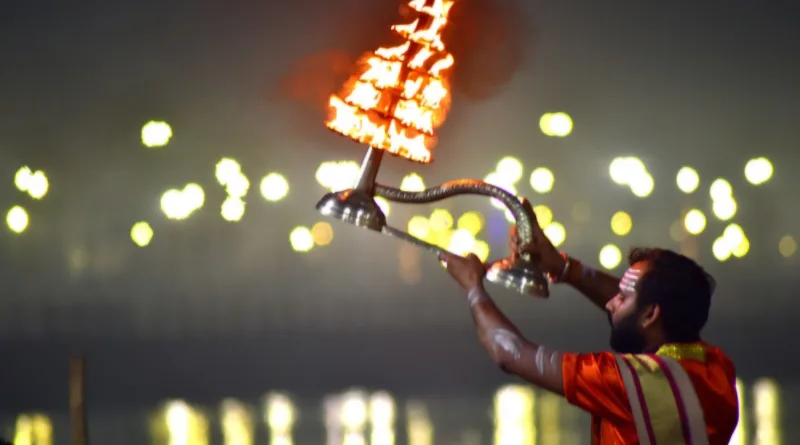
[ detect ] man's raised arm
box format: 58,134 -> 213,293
560,256 -> 621,309
466,284 -> 565,394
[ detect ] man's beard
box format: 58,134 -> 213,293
607,311 -> 647,354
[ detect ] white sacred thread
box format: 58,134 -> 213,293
467,286 -> 489,307
488,328 -> 522,360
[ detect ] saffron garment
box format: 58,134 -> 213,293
561,342 -> 739,445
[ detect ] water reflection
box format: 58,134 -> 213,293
4,380 -> 786,444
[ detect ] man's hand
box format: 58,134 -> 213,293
439,252 -> 486,291
509,206 -> 566,279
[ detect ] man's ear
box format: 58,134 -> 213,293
640,303 -> 660,329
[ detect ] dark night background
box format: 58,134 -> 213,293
1,0 -> 798,443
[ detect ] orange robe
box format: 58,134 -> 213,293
561,342 -> 739,444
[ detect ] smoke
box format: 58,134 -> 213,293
274,0 -> 532,118
445,0 -> 533,101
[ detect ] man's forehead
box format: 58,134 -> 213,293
620,261 -> 650,290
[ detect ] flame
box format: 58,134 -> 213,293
326,0 -> 456,164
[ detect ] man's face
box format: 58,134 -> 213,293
605,261 -> 649,353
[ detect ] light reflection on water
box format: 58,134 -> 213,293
1,379 -> 789,445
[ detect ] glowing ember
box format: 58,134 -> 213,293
326,0 -> 456,164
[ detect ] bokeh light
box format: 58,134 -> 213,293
539,112 -> 573,137
495,156 -> 524,183
709,178 -> 733,201
533,205 -> 553,227
684,209 -> 707,235
778,235 -> 796,258
399,173 -> 426,192
141,120 -> 172,148
456,211 -> 483,236
610,211 -> 632,236
599,244 -> 622,270
260,173 -> 289,202
529,167 -> 555,194
6,205 -> 29,234
131,222 -> 154,247
161,184 -> 205,220
609,156 -> 654,197
311,222 -> 334,246
676,167 -> 700,193
543,222 -> 566,247
290,226 -> 314,252
221,196 -> 246,222
744,157 -> 773,185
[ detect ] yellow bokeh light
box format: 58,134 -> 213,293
14,413 -> 52,445
609,156 -> 646,186
610,211 -> 632,236
709,178 -> 733,201
221,196 -> 246,222
162,400 -> 209,445
712,237 -> 731,262
161,185 -> 204,220
684,209 -> 706,235
260,173 -> 289,202
407,216 -> 430,239
311,222 -> 334,246
216,158 -> 243,186
732,237 -> 750,258
399,173 -> 426,192
533,205 -> 553,227
629,172 -> 655,198
599,244 -> 622,270
496,156 -> 524,184
221,399 -> 253,445
6,205 -> 28,234
744,157 -> 773,185
457,211 -> 483,235
316,161 -> 360,192
429,209 -> 453,232
543,222 -> 566,247
14,166 -> 49,199
27,170 -> 49,199
676,167 -> 700,193
779,235 -> 796,257
15,166 -> 33,191
472,240 -> 490,262
141,120 -> 172,148
712,197 -> 737,221
226,173 -> 250,198
131,222 -> 154,247
540,112 -> 573,137
448,228 -> 477,256
289,226 -> 314,252
529,167 -> 555,194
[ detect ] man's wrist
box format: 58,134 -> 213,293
467,284 -> 490,307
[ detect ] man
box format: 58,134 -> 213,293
438,208 -> 738,444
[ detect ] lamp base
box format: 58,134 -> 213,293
315,189 -> 386,232
486,257 -> 550,298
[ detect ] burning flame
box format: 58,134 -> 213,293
326,0 -> 456,164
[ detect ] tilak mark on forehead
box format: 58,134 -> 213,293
620,268 -> 641,293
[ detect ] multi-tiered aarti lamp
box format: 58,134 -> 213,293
314,0 -> 549,296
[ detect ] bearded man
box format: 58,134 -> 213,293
439,205 -> 738,444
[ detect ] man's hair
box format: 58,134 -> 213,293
628,247 -> 716,342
